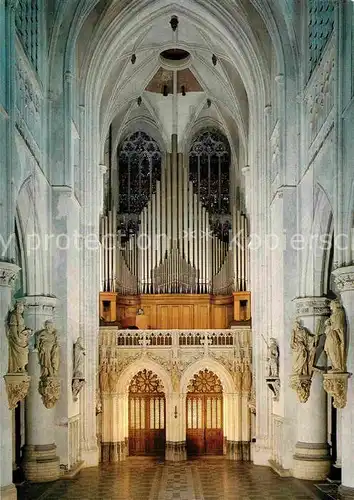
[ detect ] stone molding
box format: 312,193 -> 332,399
0,262 -> 20,287
332,266 -> 354,293
22,444 -> 60,482
293,296 -> 331,317
293,441 -> 331,480
22,295 -> 57,314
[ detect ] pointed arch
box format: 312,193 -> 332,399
301,184 -> 333,297
180,357 -> 235,394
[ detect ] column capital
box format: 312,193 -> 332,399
332,265 -> 354,293
293,296 -> 331,317
0,261 -> 20,288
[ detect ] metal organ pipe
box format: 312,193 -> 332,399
107,140 -> 250,297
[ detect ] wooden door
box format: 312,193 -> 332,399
128,369 -> 165,456
186,369 -> 223,456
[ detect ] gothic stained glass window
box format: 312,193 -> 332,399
189,129 -> 231,241
308,0 -> 334,76
118,131 -> 162,241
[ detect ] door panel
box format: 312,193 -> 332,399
128,370 -> 165,456
186,369 -> 223,456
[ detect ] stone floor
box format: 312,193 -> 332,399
17,458 -> 335,500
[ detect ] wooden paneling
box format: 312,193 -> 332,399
186,370 -> 223,456
115,294 -> 234,330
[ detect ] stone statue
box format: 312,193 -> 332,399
233,363 -> 242,393
290,319 -> 315,376
170,360 -> 182,392
242,363 -> 252,393
267,338 -> 279,377
99,359 -> 109,393
73,337 -> 85,379
7,301 -> 32,373
108,359 -> 119,393
36,320 -> 60,378
324,299 -> 346,372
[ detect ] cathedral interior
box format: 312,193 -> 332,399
0,1 -> 354,499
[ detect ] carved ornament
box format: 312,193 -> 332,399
332,266 -> 354,293
289,374 -> 312,403
38,376 -> 61,408
0,262 -> 20,287
72,379 -> 85,402
4,373 -> 30,410
323,373 -> 350,409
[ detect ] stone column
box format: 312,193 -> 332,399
292,297 -> 332,480
22,296 -> 60,483
165,392 -> 187,461
0,262 -> 20,500
332,267 -> 354,500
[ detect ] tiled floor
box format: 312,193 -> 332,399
17,458 -> 334,500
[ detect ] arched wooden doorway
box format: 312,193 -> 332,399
128,369 -> 165,456
186,369 -> 223,456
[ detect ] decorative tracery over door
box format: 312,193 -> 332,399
128,369 -> 165,456
186,369 -> 223,456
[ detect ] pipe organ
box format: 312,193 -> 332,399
100,132 -> 249,296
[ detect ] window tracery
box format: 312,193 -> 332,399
16,0 -> 39,72
129,369 -> 164,394
187,369 -> 223,394
118,131 -> 162,241
189,129 -> 231,241
308,0 -> 334,76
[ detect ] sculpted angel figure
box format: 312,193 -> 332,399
73,337 -> 85,379
290,319 -> 315,376
7,301 -> 32,373
36,320 -> 60,378
324,300 -> 346,372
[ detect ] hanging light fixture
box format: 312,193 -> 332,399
212,54 -> 217,66
181,85 -> 186,96
137,96 -> 142,106
131,53 -> 136,64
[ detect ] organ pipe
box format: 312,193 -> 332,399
100,141 -> 250,295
